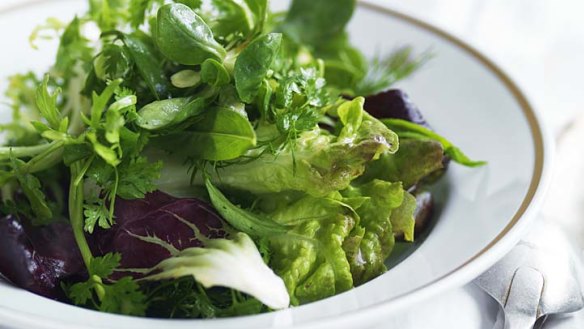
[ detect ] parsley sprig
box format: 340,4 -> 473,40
67,253 -> 147,316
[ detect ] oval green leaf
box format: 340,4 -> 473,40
184,107 -> 257,161
156,3 -> 226,65
234,33 -> 282,103
283,0 -> 356,46
122,33 -> 171,100
201,59 -> 231,88
136,97 -> 207,130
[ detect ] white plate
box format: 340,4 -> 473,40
0,1 -> 550,328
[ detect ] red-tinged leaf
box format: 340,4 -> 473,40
0,215 -> 85,300
90,191 -> 227,276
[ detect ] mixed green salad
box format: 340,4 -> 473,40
0,0 -> 484,319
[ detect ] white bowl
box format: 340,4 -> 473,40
0,0 -> 550,328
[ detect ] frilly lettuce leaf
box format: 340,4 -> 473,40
390,191 -> 417,242
157,98 -> 399,197
267,194 -> 355,304
151,98 -> 406,303
202,181 -> 352,305
358,139 -> 445,189
342,180 -> 404,285
141,232 -> 290,310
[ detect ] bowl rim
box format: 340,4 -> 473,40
0,0 -> 551,328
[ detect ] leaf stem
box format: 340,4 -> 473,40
69,161 -> 93,268
1,181 -> 16,203
92,275 -> 106,302
21,140 -> 65,174
107,168 -> 119,223
0,143 -> 56,159
70,161 -> 106,302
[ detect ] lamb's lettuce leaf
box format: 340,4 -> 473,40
153,106 -> 257,161
155,4 -> 226,65
282,0 -> 356,46
234,33 -> 282,103
205,0 -> 268,42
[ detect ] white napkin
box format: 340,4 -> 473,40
541,113 -> 584,249
536,114 -> 584,327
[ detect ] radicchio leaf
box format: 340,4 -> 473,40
90,191 -> 227,276
0,215 -> 85,300
364,89 -> 430,128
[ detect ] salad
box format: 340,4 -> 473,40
0,0 -> 484,319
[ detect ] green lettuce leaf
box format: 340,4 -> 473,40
341,180 -> 405,285
157,98 -> 398,197
358,139 -> 444,189
267,194 -> 355,304
390,191 -> 417,242
205,179 -> 288,238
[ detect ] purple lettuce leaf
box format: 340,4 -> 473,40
0,215 -> 85,300
0,191 -> 243,299
90,191 -> 228,276
364,89 -> 430,128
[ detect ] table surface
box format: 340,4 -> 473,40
0,0 -> 582,328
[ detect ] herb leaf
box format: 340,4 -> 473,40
10,157 -> 54,225
121,33 -> 171,100
67,253 -> 148,316
35,75 -> 63,131
155,3 -> 226,65
94,43 -> 132,81
84,200 -> 110,233
234,33 -> 282,103
116,157 -> 162,199
354,47 -> 431,96
282,0 -> 356,46
89,252 -> 121,278
382,118 -> 487,167
100,277 -> 147,315
54,17 -> 93,79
